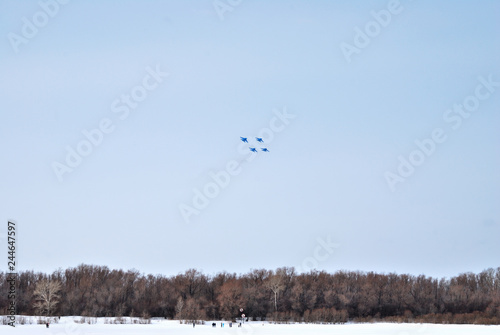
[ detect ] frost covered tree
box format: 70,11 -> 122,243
33,279 -> 62,316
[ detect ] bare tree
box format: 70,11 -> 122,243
184,297 -> 207,322
217,278 -> 244,320
33,279 -> 62,316
266,273 -> 285,313
175,296 -> 184,319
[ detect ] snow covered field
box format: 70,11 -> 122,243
3,318 -> 500,335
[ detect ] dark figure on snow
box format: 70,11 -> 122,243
46,323 -> 49,328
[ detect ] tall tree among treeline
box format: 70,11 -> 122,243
265,273 -> 285,313
1,265 -> 499,324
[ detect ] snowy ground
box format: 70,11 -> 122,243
2,317 -> 500,335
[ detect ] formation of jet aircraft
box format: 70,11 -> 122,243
241,137 -> 269,153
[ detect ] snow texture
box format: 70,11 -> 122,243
2,317 -> 500,335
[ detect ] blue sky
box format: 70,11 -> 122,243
1,0 -> 499,279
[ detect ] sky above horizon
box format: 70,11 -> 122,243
1,0 -> 499,280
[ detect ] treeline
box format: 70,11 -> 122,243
1,265 -> 500,324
